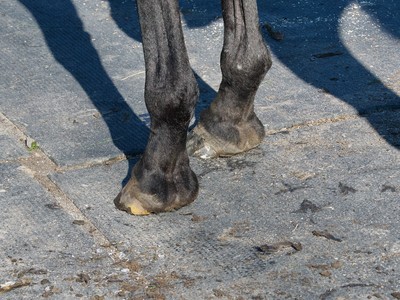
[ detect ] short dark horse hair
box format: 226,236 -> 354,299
115,0 -> 271,215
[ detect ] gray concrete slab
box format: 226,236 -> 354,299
0,114 -> 30,161
51,115 -> 400,299
0,163 -> 137,299
0,134 -> 27,161
1,0 -> 149,166
2,0 -> 399,166
1,0 -> 400,299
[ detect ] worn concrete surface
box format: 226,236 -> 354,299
1,0 -> 399,299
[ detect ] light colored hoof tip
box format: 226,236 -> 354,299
126,202 -> 151,216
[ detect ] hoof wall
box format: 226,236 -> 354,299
114,191 -> 151,216
187,130 -> 218,159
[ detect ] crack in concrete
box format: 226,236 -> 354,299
265,104 -> 400,137
0,112 -> 123,263
265,114 -> 359,136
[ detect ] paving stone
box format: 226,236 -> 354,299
51,116 -> 400,298
0,134 -> 27,161
1,0 -> 149,167
0,163 -> 134,299
1,0 -> 399,298
0,115 -> 29,161
2,0 -> 398,167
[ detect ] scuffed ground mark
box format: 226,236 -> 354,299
312,230 -> 343,242
275,182 -> 309,195
121,270 -> 186,299
319,288 -> 337,300
255,241 -> 302,255
0,279 -> 32,294
190,213 -> 207,223
338,182 -> 357,195
194,157 -> 225,179
226,158 -> 257,171
320,283 -> 382,300
44,203 -> 62,210
307,260 -> 343,278
381,184 -> 396,193
213,288 -> 231,298
293,199 -> 321,213
110,258 -> 190,299
218,221 -> 251,241
76,273 -> 91,284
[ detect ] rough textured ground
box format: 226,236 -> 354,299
1,0 -> 399,299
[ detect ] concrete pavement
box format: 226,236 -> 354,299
1,0 -> 399,299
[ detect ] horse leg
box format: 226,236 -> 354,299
115,0 -> 199,215
188,0 -> 272,158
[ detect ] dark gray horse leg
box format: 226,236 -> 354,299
188,0 -> 272,158
115,0 -> 199,215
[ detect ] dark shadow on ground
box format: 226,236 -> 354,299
18,0 -> 150,187
258,0 -> 400,148
19,0 -> 399,193
109,0 -> 400,148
